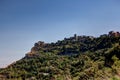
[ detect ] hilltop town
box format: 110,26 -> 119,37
26,31 -> 120,57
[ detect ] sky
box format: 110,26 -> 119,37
0,0 -> 120,68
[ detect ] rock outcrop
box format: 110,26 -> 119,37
26,41 -> 46,57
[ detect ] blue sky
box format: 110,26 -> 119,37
0,0 -> 120,67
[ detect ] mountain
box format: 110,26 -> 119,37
0,31 -> 120,80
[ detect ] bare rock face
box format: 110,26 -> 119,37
26,46 -> 39,57
25,41 -> 46,58
25,52 -> 39,58
31,46 -> 39,53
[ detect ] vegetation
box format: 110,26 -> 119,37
0,31 -> 120,80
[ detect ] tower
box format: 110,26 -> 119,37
74,34 -> 78,41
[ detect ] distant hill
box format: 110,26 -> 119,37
0,31 -> 120,80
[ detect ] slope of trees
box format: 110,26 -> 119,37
0,31 -> 120,80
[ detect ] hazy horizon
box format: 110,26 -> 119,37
0,0 -> 120,68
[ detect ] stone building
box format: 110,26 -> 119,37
109,31 -> 120,37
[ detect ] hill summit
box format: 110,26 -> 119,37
26,31 -> 120,57
0,31 -> 120,80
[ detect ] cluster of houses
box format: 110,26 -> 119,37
100,31 -> 120,37
109,31 -> 120,37
64,34 -> 94,41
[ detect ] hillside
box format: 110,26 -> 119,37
0,31 -> 120,80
